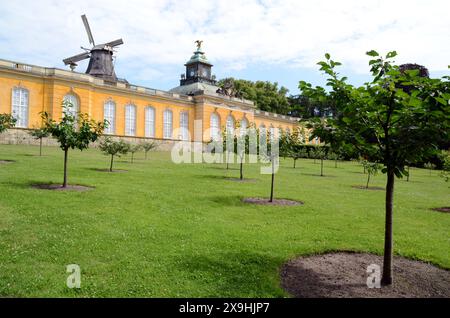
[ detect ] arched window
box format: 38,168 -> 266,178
63,94 -> 79,118
210,113 -> 220,140
104,100 -> 116,134
163,109 -> 173,139
145,106 -> 155,138
226,115 -> 235,134
179,111 -> 189,141
240,118 -> 248,136
125,104 -> 136,136
11,87 -> 29,128
259,124 -> 267,143
269,125 -> 276,141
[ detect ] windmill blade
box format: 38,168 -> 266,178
81,14 -> 95,46
104,39 -> 124,48
63,52 -> 91,65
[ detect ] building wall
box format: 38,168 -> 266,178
0,66 -> 301,147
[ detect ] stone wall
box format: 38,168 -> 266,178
0,128 -> 182,151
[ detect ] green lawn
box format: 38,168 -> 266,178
0,144 -> 448,297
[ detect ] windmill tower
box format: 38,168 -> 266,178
63,15 -> 124,82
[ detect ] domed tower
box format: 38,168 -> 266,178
170,41 -> 219,96
180,40 -> 216,86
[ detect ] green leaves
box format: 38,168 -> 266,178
299,49 -> 450,181
386,51 -> 398,59
0,113 -> 16,134
41,101 -> 106,151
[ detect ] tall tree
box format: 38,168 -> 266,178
41,101 -> 106,187
218,78 -> 290,115
300,51 -> 449,285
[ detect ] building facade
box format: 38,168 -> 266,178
0,45 -> 312,147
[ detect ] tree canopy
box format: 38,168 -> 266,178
299,50 -> 450,285
218,78 -> 290,115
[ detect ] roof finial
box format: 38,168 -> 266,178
195,40 -> 203,51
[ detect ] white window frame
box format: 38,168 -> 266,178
103,100 -> 116,134
163,109 -> 173,139
11,87 -> 29,128
240,118 -> 248,136
210,113 -> 220,141
125,104 -> 137,136
145,106 -> 155,138
179,111 -> 189,141
226,115 -> 235,135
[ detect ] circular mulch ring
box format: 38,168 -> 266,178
0,160 -> 15,164
280,252 -> 450,298
225,177 -> 258,183
352,185 -> 385,191
243,197 -> 303,206
431,207 -> 450,213
94,168 -> 128,173
32,184 -> 94,192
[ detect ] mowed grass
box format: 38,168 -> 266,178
0,144 -> 448,297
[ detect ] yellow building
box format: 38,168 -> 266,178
0,44 -> 311,148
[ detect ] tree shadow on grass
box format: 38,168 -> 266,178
208,195 -> 247,207
174,252 -> 286,297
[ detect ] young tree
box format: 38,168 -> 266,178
327,152 -> 340,168
439,151 -> 450,182
289,147 -> 308,169
41,101 -> 106,187
29,128 -> 50,156
424,162 -> 436,175
129,144 -> 142,163
300,51 -> 449,285
99,137 -> 130,172
141,141 -> 158,160
363,161 -> 383,189
0,114 -> 16,134
311,146 -> 327,176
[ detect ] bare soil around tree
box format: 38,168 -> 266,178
31,184 -> 94,192
430,207 -> 450,213
243,197 -> 303,206
0,160 -> 15,164
352,185 -> 385,191
280,252 -> 450,298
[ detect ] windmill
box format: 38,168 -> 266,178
63,14 -> 124,82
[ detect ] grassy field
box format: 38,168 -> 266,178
0,144 -> 448,297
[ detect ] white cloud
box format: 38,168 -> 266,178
0,0 -> 448,84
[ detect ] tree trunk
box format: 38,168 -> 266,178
335,158 -> 337,168
39,138 -> 43,156
131,153 -> 134,163
63,148 -> 68,188
293,158 -> 296,169
406,166 -> 410,182
382,169 -> 395,286
366,173 -> 371,189
320,158 -> 324,176
110,155 -> 114,172
240,158 -> 243,180
270,160 -> 275,202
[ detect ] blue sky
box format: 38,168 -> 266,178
0,0 -> 449,95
